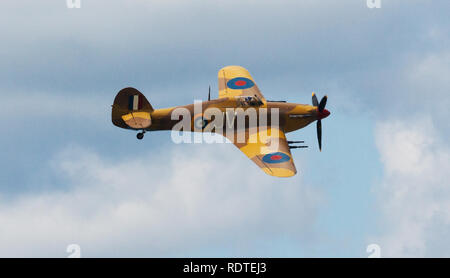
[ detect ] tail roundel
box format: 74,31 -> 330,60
111,87 -> 154,130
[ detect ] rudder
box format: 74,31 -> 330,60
111,87 -> 154,130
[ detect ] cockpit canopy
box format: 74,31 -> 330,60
235,95 -> 264,107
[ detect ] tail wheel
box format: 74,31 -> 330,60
137,132 -> 144,140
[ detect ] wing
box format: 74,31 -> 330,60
218,66 -> 266,102
226,126 -> 297,177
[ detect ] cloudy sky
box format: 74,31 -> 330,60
0,0 -> 448,257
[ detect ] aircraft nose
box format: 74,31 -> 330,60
318,108 -> 330,119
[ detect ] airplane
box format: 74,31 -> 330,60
111,66 -> 330,177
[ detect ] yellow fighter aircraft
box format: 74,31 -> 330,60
111,66 -> 330,177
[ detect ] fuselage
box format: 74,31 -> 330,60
145,97 -> 327,134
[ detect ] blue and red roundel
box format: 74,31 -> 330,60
227,77 -> 255,90
194,117 -> 208,129
262,152 -> 291,164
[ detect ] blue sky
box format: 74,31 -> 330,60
0,0 -> 448,257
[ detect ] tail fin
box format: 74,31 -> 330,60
111,87 -> 154,130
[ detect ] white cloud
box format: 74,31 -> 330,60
372,117 -> 450,257
402,51 -> 450,122
0,144 -> 322,257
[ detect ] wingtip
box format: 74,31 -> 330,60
262,167 -> 296,178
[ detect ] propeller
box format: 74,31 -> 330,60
312,92 -> 330,151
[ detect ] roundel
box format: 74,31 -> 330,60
262,152 -> 291,164
194,116 -> 208,129
227,77 -> 255,90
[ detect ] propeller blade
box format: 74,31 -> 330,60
312,92 -> 319,107
318,95 -> 327,112
317,120 -> 322,151
208,86 -> 211,101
